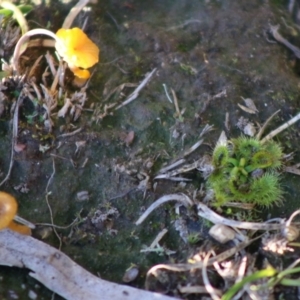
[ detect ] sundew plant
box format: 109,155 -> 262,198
207,136 -> 283,207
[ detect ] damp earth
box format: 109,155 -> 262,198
1,0 -> 300,299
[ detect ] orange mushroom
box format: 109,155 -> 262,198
0,192 -> 17,230
0,191 -> 31,235
55,27 -> 100,79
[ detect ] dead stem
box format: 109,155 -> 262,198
27,55 -> 44,79
62,0 -> 90,29
115,68 -> 157,110
197,202 -> 284,231
145,234 -> 262,289
162,83 -> 173,103
202,251 -> 222,300
149,228 -> 168,248
269,24 -> 300,58
171,88 -> 182,119
256,109 -> 280,140
13,215 -> 36,229
45,159 -> 62,250
166,19 -> 202,31
57,127 -> 82,138
0,91 -> 24,187
261,112 -> 300,143
157,158 -> 186,174
230,256 -> 248,300
135,194 -> 193,225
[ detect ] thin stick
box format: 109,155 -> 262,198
149,228 -> 168,248
62,0 -> 90,29
13,215 -> 36,229
157,158 -> 186,174
115,69 -> 156,110
166,19 -> 202,31
135,194 -> 193,225
256,109 -> 280,140
231,256 -> 248,300
261,112 -> 300,143
202,251 -> 221,300
197,202 -> 284,231
0,92 -> 24,187
45,159 -> 62,250
162,84 -> 173,103
57,127 -> 82,138
145,234 -> 262,284
269,24 -> 300,58
171,89 -> 181,119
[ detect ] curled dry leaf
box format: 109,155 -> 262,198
14,143 -> 26,153
238,97 -> 258,114
242,97 -> 258,113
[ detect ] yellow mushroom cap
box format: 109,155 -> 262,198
55,27 -> 99,70
0,192 -> 18,230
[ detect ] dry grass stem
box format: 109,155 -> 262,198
135,194 -> 193,225
198,202 -> 284,231
115,68 -> 157,110
149,228 -> 168,248
62,0 -> 90,29
0,91 -> 24,187
45,159 -> 62,249
57,127 -> 83,138
261,111 -> 300,143
145,235 -> 262,277
171,88 -> 181,119
202,251 -> 222,300
256,109 -> 280,140
269,24 -> 300,58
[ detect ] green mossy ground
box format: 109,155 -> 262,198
1,0 -> 300,299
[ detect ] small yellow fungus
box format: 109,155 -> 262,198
0,191 -> 18,230
0,191 -> 31,235
55,27 -> 99,78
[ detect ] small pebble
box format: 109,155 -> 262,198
28,290 -> 37,300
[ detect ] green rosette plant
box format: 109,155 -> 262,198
207,136 -> 283,207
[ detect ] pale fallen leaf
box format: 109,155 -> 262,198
238,97 -> 258,114
237,103 -> 257,114
0,229 -> 175,300
243,122 -> 256,136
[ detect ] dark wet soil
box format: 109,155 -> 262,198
2,0 -> 300,299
